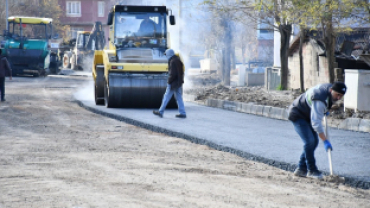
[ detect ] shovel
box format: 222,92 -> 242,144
324,116 -> 333,175
324,116 -> 345,183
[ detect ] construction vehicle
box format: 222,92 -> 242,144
62,21 -> 105,70
57,38 -> 76,68
2,16 -> 58,76
93,5 -> 178,108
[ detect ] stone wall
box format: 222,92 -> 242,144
288,41 -> 334,90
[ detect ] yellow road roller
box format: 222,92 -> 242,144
93,5 -> 177,108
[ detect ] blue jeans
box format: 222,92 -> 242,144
159,84 -> 186,115
291,119 -> 319,172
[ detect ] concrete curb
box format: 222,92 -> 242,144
185,96 -> 370,134
76,100 -> 369,189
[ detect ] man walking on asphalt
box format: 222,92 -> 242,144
153,49 -> 186,118
288,82 -> 347,179
0,49 -> 12,102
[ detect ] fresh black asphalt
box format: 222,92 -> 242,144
76,95 -> 370,189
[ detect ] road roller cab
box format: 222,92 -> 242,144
93,5 -> 177,108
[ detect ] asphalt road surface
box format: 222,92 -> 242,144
76,81 -> 370,186
0,73 -> 369,207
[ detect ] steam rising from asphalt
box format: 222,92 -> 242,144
73,80 -> 94,102
71,53 -> 94,102
81,56 -> 94,72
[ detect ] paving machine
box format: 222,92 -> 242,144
93,5 -> 177,108
2,16 -> 57,76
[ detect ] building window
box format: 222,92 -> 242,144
98,1 -> 105,17
71,27 -> 84,38
257,21 -> 274,40
66,1 -> 81,17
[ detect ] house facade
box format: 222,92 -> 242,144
287,30 -> 370,90
58,0 -> 117,42
288,38 -> 330,89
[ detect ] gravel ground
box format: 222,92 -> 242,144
0,75 -> 369,208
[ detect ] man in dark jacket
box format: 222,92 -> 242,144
153,49 -> 186,118
288,82 -> 347,179
0,49 -> 12,102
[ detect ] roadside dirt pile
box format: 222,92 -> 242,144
186,84 -> 297,108
185,74 -> 370,120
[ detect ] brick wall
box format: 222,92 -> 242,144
58,0 -> 116,42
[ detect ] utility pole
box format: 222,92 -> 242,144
6,0 -> 9,30
178,0 -> 182,51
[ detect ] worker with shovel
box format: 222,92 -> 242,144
288,82 -> 347,179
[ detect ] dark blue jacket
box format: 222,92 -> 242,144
167,55 -> 184,89
0,56 -> 12,77
288,83 -> 333,122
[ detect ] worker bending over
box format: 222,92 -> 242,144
288,82 -> 347,179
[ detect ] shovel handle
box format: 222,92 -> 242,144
328,149 -> 334,176
325,116 -> 334,175
324,116 -> 328,138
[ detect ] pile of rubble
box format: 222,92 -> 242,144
185,75 -> 370,120
185,84 -> 297,109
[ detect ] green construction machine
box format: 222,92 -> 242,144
1,16 -> 58,76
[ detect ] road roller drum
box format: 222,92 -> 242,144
104,73 -> 177,108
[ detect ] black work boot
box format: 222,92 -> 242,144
153,110 -> 163,118
293,168 -> 307,177
307,170 -> 323,180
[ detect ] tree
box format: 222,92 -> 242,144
35,0 -> 66,38
299,27 -> 306,92
201,0 -> 238,85
234,21 -> 259,68
0,0 -> 65,38
230,0 -> 293,90
290,0 -> 370,83
291,0 -> 310,92
202,0 -> 263,86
